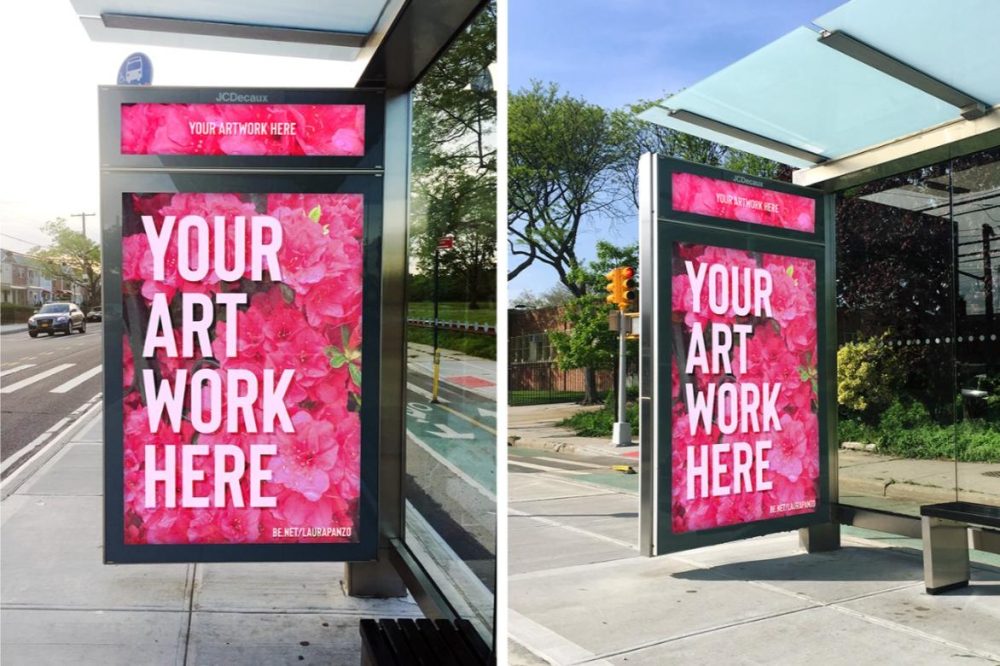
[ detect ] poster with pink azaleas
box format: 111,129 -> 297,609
121,103 -> 365,156
669,242 -> 820,534
119,191 -> 366,547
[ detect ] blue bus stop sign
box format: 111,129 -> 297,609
117,52 -> 153,86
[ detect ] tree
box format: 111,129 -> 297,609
31,219 -> 100,306
410,3 -> 496,309
508,83 -> 631,293
550,241 -> 638,403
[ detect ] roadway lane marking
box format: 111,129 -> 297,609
509,460 -> 589,475
407,430 -> 495,501
534,456 -> 607,469
49,365 -> 102,394
0,418 -> 70,475
0,363 -> 75,394
0,364 -> 36,378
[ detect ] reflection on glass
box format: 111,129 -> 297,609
837,149 -> 1000,516
404,3 -> 497,639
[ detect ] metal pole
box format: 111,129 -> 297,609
71,212 -> 95,238
431,245 -> 441,403
612,308 -> 631,446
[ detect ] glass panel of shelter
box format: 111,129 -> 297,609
837,158 -> 960,516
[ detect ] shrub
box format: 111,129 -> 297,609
0,303 -> 35,324
837,336 -> 904,420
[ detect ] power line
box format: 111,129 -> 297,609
0,232 -> 43,247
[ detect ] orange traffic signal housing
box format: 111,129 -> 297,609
605,266 -> 635,310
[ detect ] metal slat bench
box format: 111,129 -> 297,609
360,618 -> 491,665
920,501 -> 1000,594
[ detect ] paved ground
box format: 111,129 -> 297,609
0,413 -> 421,665
507,404 -> 1000,665
1,322 -> 104,477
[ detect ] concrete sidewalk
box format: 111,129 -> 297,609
0,411 -> 420,665
1,323 -> 26,336
507,403 -> 638,459
507,466 -> 1000,666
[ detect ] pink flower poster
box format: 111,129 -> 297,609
121,104 -> 365,156
121,192 -> 364,545
670,242 -> 819,533
672,172 -> 816,233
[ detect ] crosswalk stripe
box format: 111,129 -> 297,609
509,460 -> 589,475
0,363 -> 75,394
534,456 -> 607,469
0,364 -> 36,379
49,365 -> 102,394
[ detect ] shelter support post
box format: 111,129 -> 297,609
346,90 -> 411,597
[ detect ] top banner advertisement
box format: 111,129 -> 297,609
121,103 -> 365,156
672,172 -> 816,233
99,87 -> 384,170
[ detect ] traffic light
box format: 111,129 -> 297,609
624,269 -> 637,311
605,266 -> 635,310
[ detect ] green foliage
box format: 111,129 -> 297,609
0,303 -> 35,324
558,401 -> 639,438
407,301 -> 497,325
508,82 -> 632,291
839,399 -> 1000,463
406,326 -> 495,360
508,390 -> 589,406
410,4 -> 496,309
31,219 -> 101,307
836,337 -> 904,419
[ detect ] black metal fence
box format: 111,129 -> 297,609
508,360 -> 637,406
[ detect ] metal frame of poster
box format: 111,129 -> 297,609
100,87 -> 383,563
639,155 -> 836,556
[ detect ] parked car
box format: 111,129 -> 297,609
87,306 -> 103,322
27,302 -> 86,337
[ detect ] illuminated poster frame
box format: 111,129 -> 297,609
100,87 -> 383,563
641,156 -> 834,556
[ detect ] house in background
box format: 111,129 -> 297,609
1,250 -> 86,306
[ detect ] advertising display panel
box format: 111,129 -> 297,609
642,156 -> 833,555
100,88 -> 382,563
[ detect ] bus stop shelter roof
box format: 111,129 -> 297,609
69,0 -> 487,89
639,0 -> 1000,172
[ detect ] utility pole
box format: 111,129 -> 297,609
70,212 -> 96,238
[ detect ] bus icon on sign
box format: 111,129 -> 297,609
125,56 -> 143,83
117,52 -> 152,86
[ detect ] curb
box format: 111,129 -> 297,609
508,435 -> 638,460
0,397 -> 102,500
1,327 -> 26,336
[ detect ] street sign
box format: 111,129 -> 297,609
100,87 -> 384,564
117,52 -> 153,86
639,155 -> 833,556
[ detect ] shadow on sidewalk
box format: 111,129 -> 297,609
672,545 -> 1000,586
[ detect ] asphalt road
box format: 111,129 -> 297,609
0,323 -> 104,476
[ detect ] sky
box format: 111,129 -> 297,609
507,0 -> 846,303
0,3 -> 366,255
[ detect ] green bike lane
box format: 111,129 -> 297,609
405,370 -> 497,496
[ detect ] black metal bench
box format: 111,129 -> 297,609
920,501 -> 1000,594
360,618 -> 492,665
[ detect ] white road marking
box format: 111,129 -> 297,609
534,456 -> 607,469
0,364 -> 36,378
428,423 -> 474,440
0,418 -> 70,474
0,363 -> 75,394
509,460 -> 589,475
49,365 -> 102,394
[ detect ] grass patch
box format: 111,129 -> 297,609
408,301 -> 496,325
509,390 -> 588,406
407,326 -> 495,359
